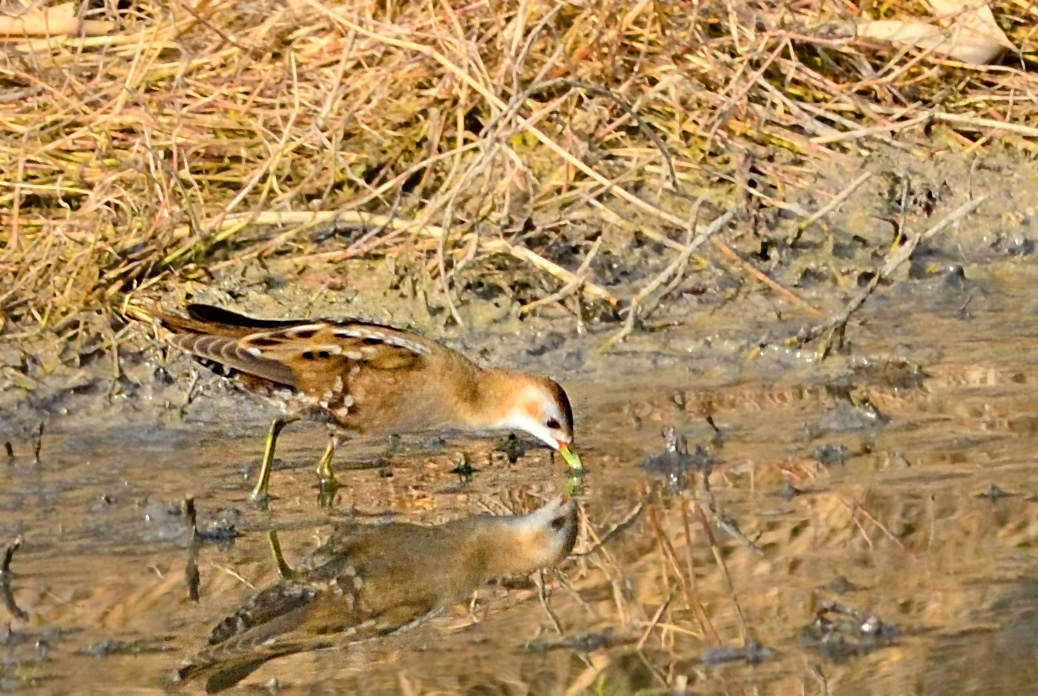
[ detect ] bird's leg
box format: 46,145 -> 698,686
266,529 -> 300,581
249,414 -> 302,505
316,432 -> 340,491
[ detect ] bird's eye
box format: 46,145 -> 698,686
546,418 -> 561,429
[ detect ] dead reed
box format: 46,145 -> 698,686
0,0 -> 1033,345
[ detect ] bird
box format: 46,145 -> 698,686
174,495 -> 579,693
139,303 -> 582,502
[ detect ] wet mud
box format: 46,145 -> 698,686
3,155 -> 1038,693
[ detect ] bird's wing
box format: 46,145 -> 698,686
174,602 -> 330,694
174,587 -> 439,693
206,583 -> 321,647
153,304 -> 432,394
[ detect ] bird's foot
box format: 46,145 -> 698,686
266,529 -> 300,580
316,435 -> 341,508
249,415 -> 301,506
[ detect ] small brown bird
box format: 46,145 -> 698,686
174,496 -> 579,693
144,304 -> 582,501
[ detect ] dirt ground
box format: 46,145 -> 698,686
2,149 -> 1038,693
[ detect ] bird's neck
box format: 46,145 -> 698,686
455,517 -> 543,579
457,367 -> 525,430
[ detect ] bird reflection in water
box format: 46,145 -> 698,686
175,496 -> 579,693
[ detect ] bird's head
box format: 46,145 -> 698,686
496,375 -> 582,471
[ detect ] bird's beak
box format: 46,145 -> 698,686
557,442 -> 583,471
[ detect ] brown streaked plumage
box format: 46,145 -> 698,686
146,304 -> 582,500
174,496 -> 579,693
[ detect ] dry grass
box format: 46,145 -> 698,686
0,0 -> 1035,342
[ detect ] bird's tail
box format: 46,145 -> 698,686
174,635 -> 333,694
173,602 -> 326,693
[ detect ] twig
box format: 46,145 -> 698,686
210,562 -> 257,590
176,1 -> 252,54
794,195 -> 986,354
576,498 -> 646,557
647,504 -> 697,629
197,209 -> 620,305
490,241 -> 619,306
304,4 -> 816,314
896,176 -> 910,240
934,111 -> 1038,139
566,80 -> 678,190
678,498 -> 718,643
811,113 -> 932,145
0,536 -> 22,576
841,495 -> 911,554
702,41 -> 786,160
180,496 -> 202,601
184,54 -> 303,255
435,200 -> 467,328
535,568 -> 565,635
601,207 -> 735,352
635,591 -> 673,651
185,539 -> 201,602
181,497 -> 199,541
691,502 -> 750,644
0,536 -> 28,621
32,422 -> 43,463
520,237 -> 602,315
343,185 -> 404,256
790,171 -> 874,244
178,372 -> 201,420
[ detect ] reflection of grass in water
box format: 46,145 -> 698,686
557,409 -> 1038,690
12,356 -> 1038,692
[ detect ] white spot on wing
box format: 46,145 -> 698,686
331,326 -> 430,356
385,336 -> 430,355
286,324 -> 324,337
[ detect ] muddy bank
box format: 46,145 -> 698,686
3,152 -> 1033,436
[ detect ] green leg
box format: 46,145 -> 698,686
316,434 -> 340,490
266,529 -> 298,581
316,434 -> 342,509
249,415 -> 301,505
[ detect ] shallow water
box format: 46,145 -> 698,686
3,265 -> 1038,695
